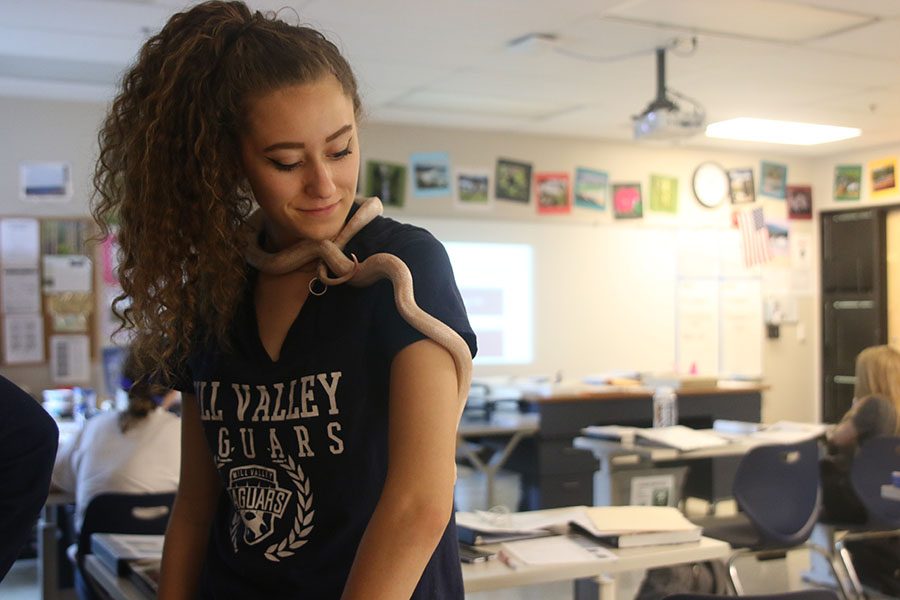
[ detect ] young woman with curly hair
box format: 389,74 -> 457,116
92,2 -> 476,598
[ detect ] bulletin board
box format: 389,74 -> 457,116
0,216 -> 98,384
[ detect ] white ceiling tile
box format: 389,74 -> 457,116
808,18 -> 900,59
607,0 -> 873,42
776,0 -> 900,18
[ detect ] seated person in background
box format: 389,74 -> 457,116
822,344 -> 900,523
0,376 -> 58,581
51,353 -> 181,532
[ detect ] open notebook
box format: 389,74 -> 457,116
583,424 -> 730,452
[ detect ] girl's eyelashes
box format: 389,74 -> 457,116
269,159 -> 301,172
328,139 -> 354,160
266,139 -> 353,171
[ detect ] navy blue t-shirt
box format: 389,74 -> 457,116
177,209 -> 476,599
0,375 -> 58,580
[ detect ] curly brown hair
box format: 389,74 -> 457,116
92,1 -> 361,382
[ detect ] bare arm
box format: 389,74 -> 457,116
158,392 -> 222,600
340,339 -> 460,600
829,418 -> 858,448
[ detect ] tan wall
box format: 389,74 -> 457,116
888,210 -> 900,349
0,98 -> 820,423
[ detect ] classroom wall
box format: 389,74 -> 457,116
0,97 -> 108,396
0,96 -> 820,423
360,122 -> 819,423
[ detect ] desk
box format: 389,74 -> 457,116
463,536 -> 731,600
507,386 -> 764,509
39,491 -> 74,600
457,413 -> 539,508
84,532 -> 732,600
83,555 -> 148,600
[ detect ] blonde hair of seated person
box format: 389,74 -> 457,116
832,344 -> 900,447
853,344 -> 900,426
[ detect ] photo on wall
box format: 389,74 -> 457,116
365,160 -> 407,208
495,158 -> 532,203
535,172 -> 571,215
759,161 -> 788,199
649,174 -> 678,214
727,167 -> 755,204
787,185 -> 812,220
574,167 -> 608,211
410,152 -> 451,198
612,183 -> 643,219
833,165 -> 862,201
868,156 -> 898,199
454,168 -> 492,210
19,162 -> 73,203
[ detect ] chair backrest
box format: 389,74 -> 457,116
733,438 -> 820,547
665,591 -> 839,600
850,435 -> 900,528
76,492 -> 175,566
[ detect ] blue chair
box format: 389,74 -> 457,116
829,436 -> 900,598
695,439 -> 848,597
74,492 -> 174,600
665,591 -> 839,600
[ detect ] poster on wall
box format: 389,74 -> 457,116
833,165 -> 862,201
535,172 -> 571,215
787,185 -> 812,220
1,267 -> 41,313
49,334 -> 91,384
410,152 -> 451,198
727,168 -> 755,204
2,314 -> 44,364
19,161 -> 73,203
759,161 -> 787,199
494,158 -> 532,203
612,183 -> 643,219
41,220 -> 90,255
0,218 -> 40,266
868,156 -> 898,199
649,174 -> 678,214
42,255 -> 92,293
454,168 -> 491,210
573,167 -> 608,211
364,160 -> 406,208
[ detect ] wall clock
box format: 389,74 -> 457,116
692,161 -> 730,208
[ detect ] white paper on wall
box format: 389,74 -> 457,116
42,255 -> 92,293
3,313 -> 44,364
49,334 -> 91,383
0,218 -> 40,267
2,267 -> 41,313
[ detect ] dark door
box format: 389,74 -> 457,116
820,209 -> 887,423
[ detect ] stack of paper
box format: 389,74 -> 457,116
634,426 -> 730,452
456,510 -> 558,545
499,535 -> 615,567
577,506 -> 702,548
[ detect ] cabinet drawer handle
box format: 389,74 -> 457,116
562,481 -> 581,490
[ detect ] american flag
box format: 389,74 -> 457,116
738,206 -> 771,267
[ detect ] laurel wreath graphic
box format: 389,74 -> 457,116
214,458 -> 242,554
264,456 -> 315,562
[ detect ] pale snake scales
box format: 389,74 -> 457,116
244,196 -> 473,417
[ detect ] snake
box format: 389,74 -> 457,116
244,196 -> 473,417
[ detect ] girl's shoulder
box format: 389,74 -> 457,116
349,213 -> 439,259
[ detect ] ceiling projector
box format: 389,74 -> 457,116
633,47 -> 705,141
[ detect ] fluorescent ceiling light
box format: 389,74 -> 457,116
705,118 -> 861,145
